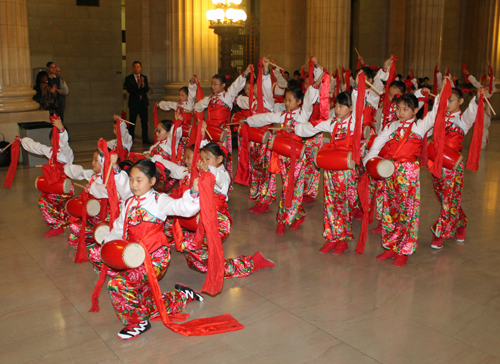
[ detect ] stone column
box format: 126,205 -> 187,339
404,0 -> 445,78
260,0 -> 307,73
306,0 -> 351,72
0,0 -> 39,113
165,0 -> 218,97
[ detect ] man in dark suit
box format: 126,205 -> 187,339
124,61 -> 150,143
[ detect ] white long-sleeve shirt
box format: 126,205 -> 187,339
21,129 -> 73,164
107,119 -> 133,152
295,87 -> 360,138
363,93 -> 443,165
158,83 -> 196,113
246,85 -> 320,128
104,188 -> 200,244
63,164 -> 133,201
468,75 -> 495,99
150,157 -> 189,181
147,127 -> 183,157
194,74 -> 247,113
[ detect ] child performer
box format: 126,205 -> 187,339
100,160 -> 203,340
193,65 -> 252,177
363,77 -> 451,267
107,116 -> 133,156
245,79 -> 321,235
178,142 -> 275,277
142,119 -> 182,192
464,68 -> 495,149
295,90 -> 359,254
235,58 -> 277,214
157,80 -> 196,159
64,151 -> 132,250
430,88 -> 483,249
20,117 -> 74,237
301,57 -> 325,203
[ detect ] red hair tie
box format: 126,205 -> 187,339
219,146 -> 229,158
225,75 -> 230,80
461,88 -> 473,96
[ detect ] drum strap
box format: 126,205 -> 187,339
391,121 -> 413,159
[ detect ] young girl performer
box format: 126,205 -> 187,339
157,81 -> 196,160
235,58 -> 277,214
363,78 -> 452,266
301,57 -> 326,203
193,65 -> 252,178
178,142 -> 275,278
141,119 -> 182,192
430,88 -> 484,249
107,116 -> 133,158
464,67 -> 495,149
64,150 -> 132,251
96,160 -> 206,340
245,78 -> 321,235
20,117 -> 74,237
295,90 -> 359,254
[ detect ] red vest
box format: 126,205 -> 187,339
207,99 -> 231,127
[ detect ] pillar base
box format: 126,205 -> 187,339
0,109 -> 50,141
0,85 -> 40,113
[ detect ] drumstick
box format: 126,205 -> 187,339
226,122 -> 241,126
1,142 -> 12,153
269,62 -> 284,71
484,97 -> 496,115
35,165 -> 44,167
355,47 -> 361,59
365,80 -> 381,95
73,183 -> 86,189
215,181 -> 222,189
114,116 -> 135,126
269,127 -> 283,131
205,128 -> 213,140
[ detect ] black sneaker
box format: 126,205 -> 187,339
117,320 -> 151,340
175,283 -> 204,302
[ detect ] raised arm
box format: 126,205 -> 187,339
63,164 -> 94,181
20,137 -> 52,158
159,189 -> 200,217
193,96 -> 210,113
158,101 -> 178,111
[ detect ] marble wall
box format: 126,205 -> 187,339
26,0 -> 123,125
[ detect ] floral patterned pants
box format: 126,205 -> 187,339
431,162 -> 467,239
277,154 -> 307,225
248,140 -> 277,205
107,246 -> 187,325
181,212 -> 255,278
323,169 -> 358,243
38,190 -> 74,229
381,161 -> 420,255
302,134 -> 322,199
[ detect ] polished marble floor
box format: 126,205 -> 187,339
1,122 -> 500,364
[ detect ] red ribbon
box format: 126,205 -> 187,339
355,173 -> 369,254
192,171 -> 225,295
248,65 -> 255,113
2,138 -> 20,189
428,82 -> 453,178
75,190 -> 89,263
382,56 -> 397,128
308,57 -> 314,89
234,124 -> 250,186
98,139 -> 120,226
316,71 -> 330,126
257,58 -> 264,114
115,117 -> 126,162
352,73 -> 366,164
462,63 -> 470,84
344,69 -> 351,92
190,119 -> 203,183
466,93 -> 485,171
195,77 -> 205,121
420,91 -> 430,168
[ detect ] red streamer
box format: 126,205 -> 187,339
352,73 -> 366,164
2,138 -> 20,189
466,93 -> 485,171
382,56 -> 397,127
234,124 -> 250,186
